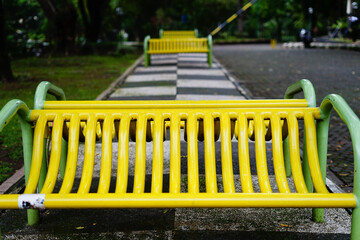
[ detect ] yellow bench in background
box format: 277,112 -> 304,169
159,29 -> 198,38
0,80 -> 359,239
143,35 -> 212,67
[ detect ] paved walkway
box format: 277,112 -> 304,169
109,54 -> 245,101
213,44 -> 360,193
0,53 -> 352,239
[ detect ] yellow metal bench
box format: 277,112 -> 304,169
159,29 -> 198,38
143,35 -> 212,67
0,80 -> 359,239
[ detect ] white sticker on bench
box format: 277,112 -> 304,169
18,194 -> 45,209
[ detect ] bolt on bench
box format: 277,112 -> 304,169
143,34 -> 212,68
0,80 -> 359,238
159,29 -> 199,38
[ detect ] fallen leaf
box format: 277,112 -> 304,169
280,223 -> 293,228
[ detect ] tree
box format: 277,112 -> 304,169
0,0 -> 14,82
37,0 -> 77,54
78,0 -> 111,44
237,0 -> 244,36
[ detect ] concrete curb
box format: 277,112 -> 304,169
0,167 -> 24,194
96,55 -> 144,100
282,41 -> 360,51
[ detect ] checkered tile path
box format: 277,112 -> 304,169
108,53 -> 246,100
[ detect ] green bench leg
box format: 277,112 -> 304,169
144,53 -> 151,67
351,207 -> 360,239
312,208 -> 324,223
60,138 -> 67,179
283,137 -> 291,177
208,52 -> 212,68
27,209 -> 40,226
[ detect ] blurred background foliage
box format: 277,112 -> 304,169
2,0 -> 358,57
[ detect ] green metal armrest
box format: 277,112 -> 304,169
317,94 -> 360,238
0,99 -> 30,130
34,81 -> 67,199
0,99 -> 39,225
284,79 -> 316,107
34,81 -> 66,110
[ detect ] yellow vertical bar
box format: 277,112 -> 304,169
271,114 -> 291,193
220,113 -> 235,193
187,113 -> 199,194
115,114 -> 130,194
24,115 -> 47,194
304,112 -> 328,193
221,113 -> 235,193
288,113 -> 309,193
59,114 -> 80,194
41,114 -> 64,194
133,115 -> 147,193
204,113 -> 218,193
98,114 -> 113,194
151,114 -> 164,193
169,113 -> 181,194
78,114 -> 97,194
254,113 -> 272,193
238,113 -> 254,193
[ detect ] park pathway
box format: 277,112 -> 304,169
108,53 -> 245,101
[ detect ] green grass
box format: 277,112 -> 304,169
0,54 -> 140,180
0,162 -> 13,183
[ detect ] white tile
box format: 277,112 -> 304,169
126,74 -> 176,82
176,94 -> 245,100
113,86 -> 176,97
135,66 -> 177,72
177,80 -> 235,89
177,69 -> 224,76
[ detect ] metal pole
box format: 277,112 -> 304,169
210,0 -> 257,36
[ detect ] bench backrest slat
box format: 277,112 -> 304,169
27,106 -> 326,195
43,99 -> 310,109
162,30 -> 197,38
149,39 -> 208,53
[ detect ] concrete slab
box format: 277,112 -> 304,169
177,69 -> 224,76
135,66 -> 177,72
176,94 -> 246,100
125,74 -> 177,82
111,86 -> 176,97
177,79 -> 235,89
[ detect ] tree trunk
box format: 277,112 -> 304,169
276,16 -> 282,42
78,0 -> 110,43
237,0 -> 244,36
37,0 -> 77,54
0,0 -> 15,82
